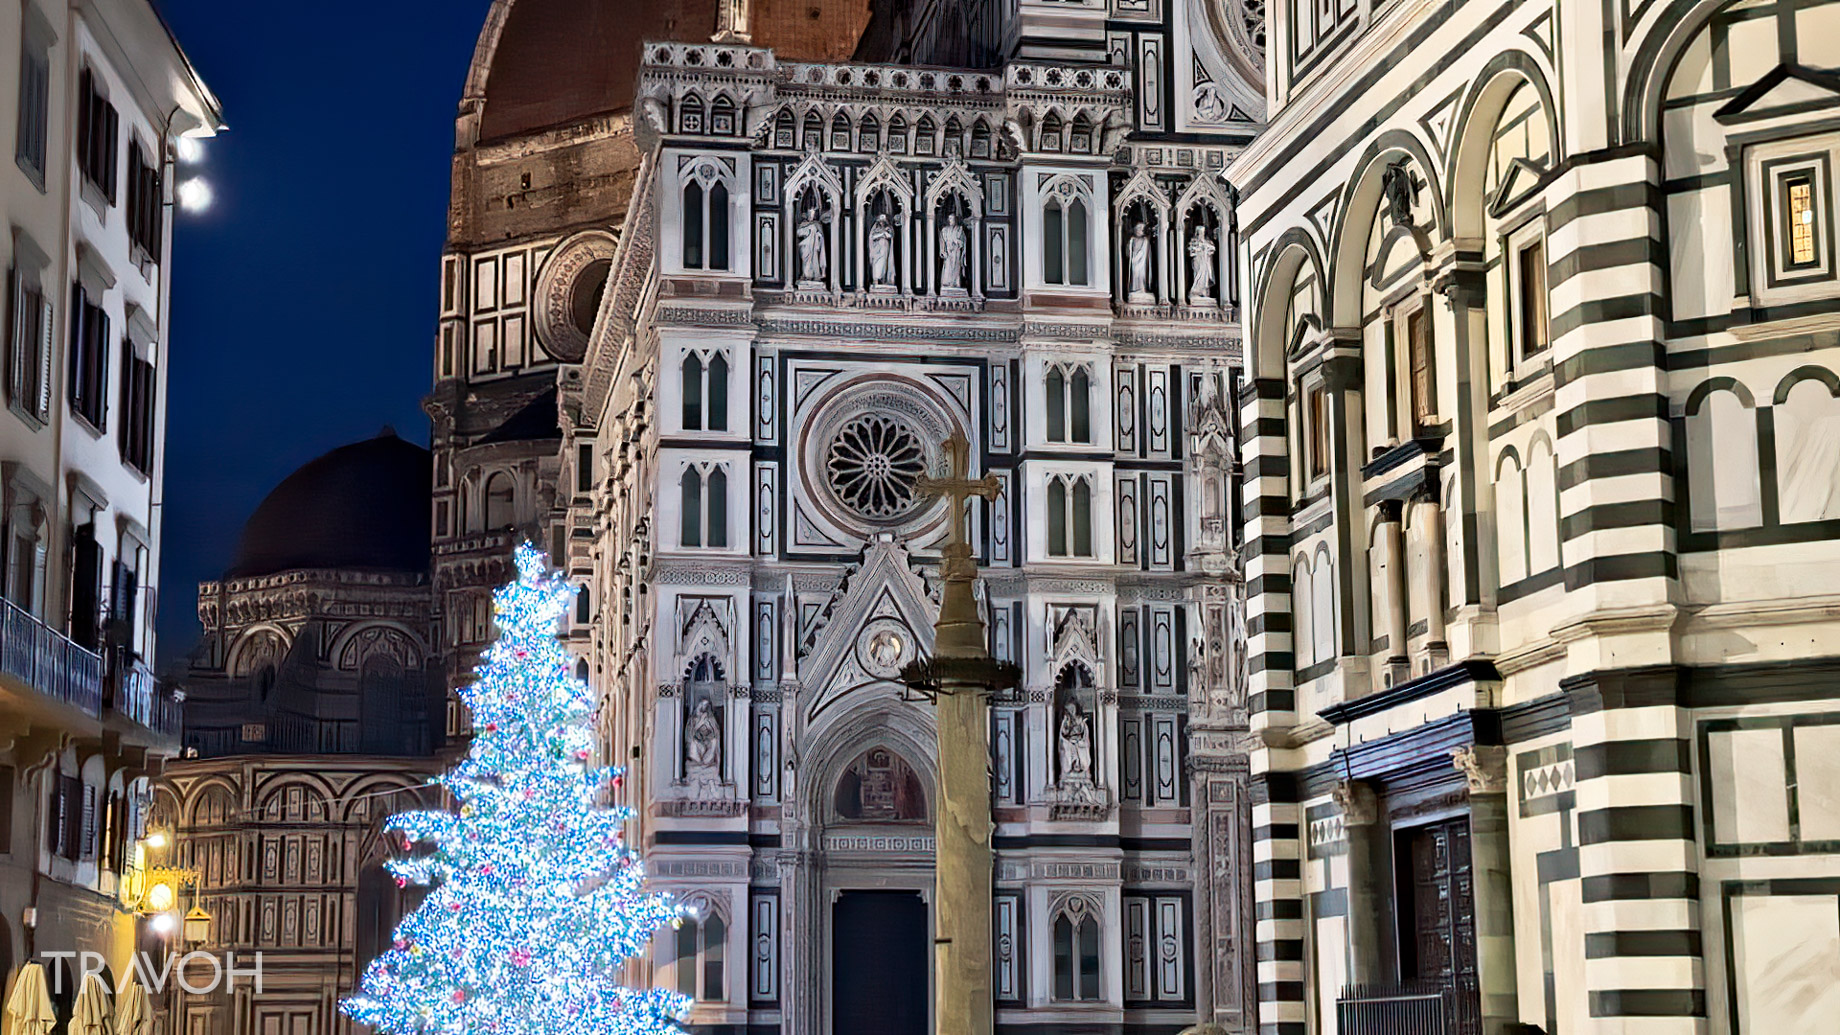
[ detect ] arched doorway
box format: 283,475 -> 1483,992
824,744 -> 931,1035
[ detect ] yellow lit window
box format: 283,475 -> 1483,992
1788,175 -> 1818,268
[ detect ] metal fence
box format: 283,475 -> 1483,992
0,596 -> 104,716
1337,981 -> 1482,1035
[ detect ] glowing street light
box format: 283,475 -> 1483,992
176,179 -> 213,213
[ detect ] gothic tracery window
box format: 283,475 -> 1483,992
1047,475 -> 1095,558
1052,900 -> 1102,1001
825,413 -> 927,521
1043,192 -> 1091,286
679,465 -> 728,548
1045,364 -> 1093,444
682,351 -> 728,432
674,902 -> 727,1002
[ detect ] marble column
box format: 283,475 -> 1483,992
1376,501 -> 1409,686
1412,493 -> 1448,667
1333,780 -> 1390,986
1453,746 -> 1520,1035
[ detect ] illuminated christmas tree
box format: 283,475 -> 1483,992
342,543 -> 689,1035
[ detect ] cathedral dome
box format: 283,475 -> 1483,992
474,0 -> 871,142
227,430 -> 432,579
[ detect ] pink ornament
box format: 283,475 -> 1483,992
510,948 -> 532,967
451,990 -> 466,1004
395,876 -> 407,888
394,938 -> 408,950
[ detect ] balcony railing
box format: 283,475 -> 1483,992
0,595 -> 104,717
1338,980 -> 1481,1035
109,652 -> 181,737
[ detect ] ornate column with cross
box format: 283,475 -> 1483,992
902,431 -> 1018,1035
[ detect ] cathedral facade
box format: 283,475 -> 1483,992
1229,0 -> 1840,1030
545,4 -> 1265,1035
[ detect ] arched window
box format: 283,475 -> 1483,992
1495,452 -> 1527,585
1046,367 -> 1066,441
674,904 -> 727,1002
830,112 -> 851,150
915,115 -> 937,156
1686,386 -> 1763,531
575,585 -> 592,625
680,468 -> 703,548
1070,113 -> 1094,155
575,658 -> 590,683
1525,438 -> 1560,574
1046,476 -> 1094,558
1311,550 -> 1335,664
802,111 -> 823,151
1052,901 -> 1102,1001
1048,477 -> 1067,556
1043,190 -> 1091,286
1775,375 -> 1840,523
683,353 -> 705,430
887,113 -> 909,154
681,171 -> 731,272
359,653 -> 406,754
1072,479 -> 1093,557
944,116 -> 964,154
1291,556 -> 1313,672
858,115 -> 880,152
710,94 -> 736,136
1070,368 -> 1091,442
679,93 -> 705,134
774,107 -> 796,149
1044,200 -> 1065,284
708,181 -> 730,271
706,467 -> 728,549
484,473 -> 516,530
707,353 -> 729,432
971,119 -> 992,159
683,180 -> 705,269
680,466 -> 728,549
1041,112 -> 1064,153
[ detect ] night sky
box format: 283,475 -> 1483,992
153,0 -> 495,665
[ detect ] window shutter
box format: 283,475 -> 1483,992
80,784 -> 97,859
33,292 -> 50,421
6,267 -> 20,408
61,774 -> 82,860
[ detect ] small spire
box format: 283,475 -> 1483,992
378,425 -> 398,439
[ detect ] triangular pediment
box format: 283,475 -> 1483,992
1716,63 -> 1840,124
1487,157 -> 1552,218
800,539 -> 940,720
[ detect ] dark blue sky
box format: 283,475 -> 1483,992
154,0 -> 495,665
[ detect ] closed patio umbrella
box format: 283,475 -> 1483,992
68,974 -> 111,1035
4,963 -> 55,1035
113,978 -> 153,1035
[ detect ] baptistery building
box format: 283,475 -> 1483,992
1229,0 -> 1840,1030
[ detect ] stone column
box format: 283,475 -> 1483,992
1412,493 -> 1448,665
1453,746 -> 1519,1035
1333,780 -> 1389,986
1376,501 -> 1409,685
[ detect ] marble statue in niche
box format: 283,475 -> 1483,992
684,697 -> 723,793
797,205 -> 828,286
869,212 -> 897,290
835,747 -> 927,822
940,211 -> 968,293
1058,701 -> 1094,784
1127,220 -> 1154,303
1189,224 -> 1217,302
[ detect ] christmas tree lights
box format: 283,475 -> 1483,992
342,543 -> 689,1035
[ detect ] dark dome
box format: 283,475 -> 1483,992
477,0 -> 871,141
227,431 -> 432,579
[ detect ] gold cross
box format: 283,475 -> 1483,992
915,430 -> 1000,555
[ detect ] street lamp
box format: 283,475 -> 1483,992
182,907 -> 211,944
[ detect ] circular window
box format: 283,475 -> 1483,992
571,259 -> 610,338
826,413 -> 927,521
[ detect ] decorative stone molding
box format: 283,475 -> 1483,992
1452,745 -> 1509,795
1332,780 -> 1378,826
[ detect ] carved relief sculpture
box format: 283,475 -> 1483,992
1058,701 -> 1094,784
1188,224 -> 1218,303
797,206 -> 828,286
1127,220 -> 1155,302
685,697 -> 724,794
869,213 -> 896,289
940,211 -> 968,294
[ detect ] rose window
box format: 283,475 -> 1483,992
826,414 -> 927,520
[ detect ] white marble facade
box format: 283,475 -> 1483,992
559,4 -> 1265,1032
